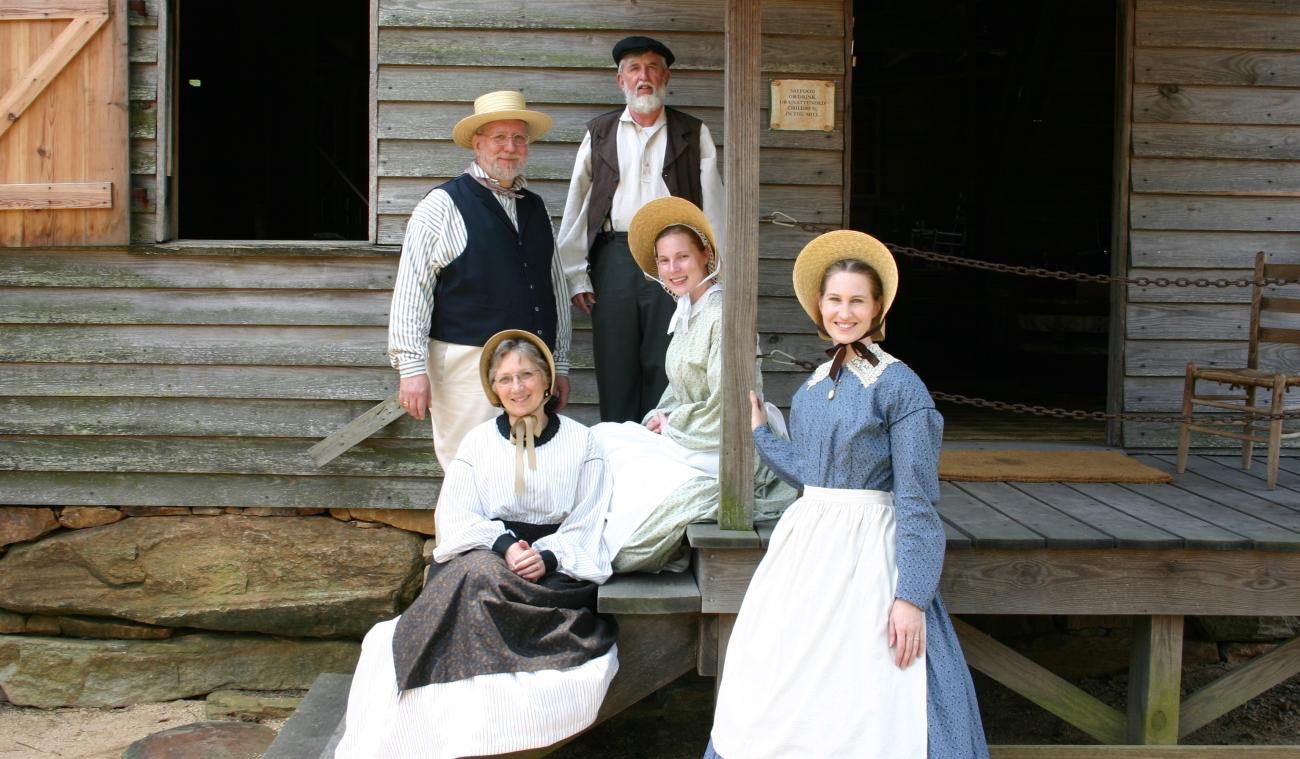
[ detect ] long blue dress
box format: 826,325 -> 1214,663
711,343 -> 989,758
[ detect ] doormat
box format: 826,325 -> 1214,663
939,449 -> 1173,484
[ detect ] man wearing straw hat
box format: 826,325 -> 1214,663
388,90 -> 573,469
556,36 -> 724,423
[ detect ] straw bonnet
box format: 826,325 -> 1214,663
452,91 -> 554,150
627,196 -> 719,280
478,329 -> 557,408
792,230 -> 898,341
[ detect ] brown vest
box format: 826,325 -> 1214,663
584,106 -> 705,251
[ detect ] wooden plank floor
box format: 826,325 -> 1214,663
938,453 -> 1300,552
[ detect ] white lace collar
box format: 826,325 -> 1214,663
806,342 -> 897,391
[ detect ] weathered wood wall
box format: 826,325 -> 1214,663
0,1 -> 847,510
372,0 -> 849,420
1123,0 -> 1300,448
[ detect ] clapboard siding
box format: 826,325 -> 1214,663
2,1 -> 847,506
1123,0 -> 1300,447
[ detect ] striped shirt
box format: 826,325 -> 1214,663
388,162 -> 572,378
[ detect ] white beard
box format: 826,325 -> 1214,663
623,85 -> 664,116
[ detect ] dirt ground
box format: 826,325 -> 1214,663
0,667 -> 1295,758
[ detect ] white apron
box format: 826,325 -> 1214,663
711,487 -> 927,759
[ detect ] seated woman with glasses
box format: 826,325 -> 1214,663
335,329 -> 617,759
596,197 -> 795,574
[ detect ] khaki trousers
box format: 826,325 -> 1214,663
426,339 -> 497,469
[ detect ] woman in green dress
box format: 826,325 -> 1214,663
596,197 -> 795,573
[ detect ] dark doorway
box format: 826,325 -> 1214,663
177,1 -> 368,240
850,0 -> 1115,433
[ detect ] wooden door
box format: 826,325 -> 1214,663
0,0 -> 128,246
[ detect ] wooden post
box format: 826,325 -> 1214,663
719,0 -> 761,531
1127,615 -> 1183,744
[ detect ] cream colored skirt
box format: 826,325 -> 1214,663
711,487 -> 927,759
334,618 -> 618,759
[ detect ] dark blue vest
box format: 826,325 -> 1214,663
429,174 -> 558,350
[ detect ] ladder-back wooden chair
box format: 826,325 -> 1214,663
1177,252 -> 1300,489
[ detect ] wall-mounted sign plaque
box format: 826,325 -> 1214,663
770,79 -> 835,132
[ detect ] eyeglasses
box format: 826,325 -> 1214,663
484,132 -> 528,148
492,370 -> 541,389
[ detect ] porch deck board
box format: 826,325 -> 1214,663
942,454 -> 1300,552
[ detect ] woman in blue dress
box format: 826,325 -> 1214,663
707,231 -> 988,759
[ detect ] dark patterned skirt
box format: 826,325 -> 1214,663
393,549 -> 617,691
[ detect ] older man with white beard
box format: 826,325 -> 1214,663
556,36 -> 724,423
388,91 -> 572,469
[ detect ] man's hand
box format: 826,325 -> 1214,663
552,375 -> 570,411
572,292 -> 596,316
505,540 -> 545,582
398,374 -> 432,420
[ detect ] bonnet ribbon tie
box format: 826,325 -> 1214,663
825,340 -> 878,383
666,275 -> 721,335
509,415 -> 539,496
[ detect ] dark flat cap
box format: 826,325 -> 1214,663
612,36 -> 675,67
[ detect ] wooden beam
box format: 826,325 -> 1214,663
0,0 -> 107,19
1106,0 -> 1134,446
0,13 -> 109,139
1180,634 -> 1300,738
719,0 -> 761,530
952,618 -> 1127,745
1128,615 -> 1184,744
0,182 -> 112,210
308,396 -> 407,467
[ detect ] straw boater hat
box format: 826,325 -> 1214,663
478,329 -> 557,408
792,230 -> 898,342
627,196 -> 719,281
452,91 -> 554,150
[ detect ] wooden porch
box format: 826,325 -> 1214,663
267,452 -> 1300,757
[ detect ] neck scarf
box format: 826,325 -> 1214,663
824,341 -> 878,400
469,163 -> 523,199
508,414 -> 541,496
666,276 -> 721,335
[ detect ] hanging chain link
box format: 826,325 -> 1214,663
759,212 -> 1300,288
754,219 -> 1300,424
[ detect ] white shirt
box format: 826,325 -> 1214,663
387,162 -> 572,378
432,416 -> 613,584
555,107 -> 725,298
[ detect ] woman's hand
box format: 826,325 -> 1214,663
645,410 -> 668,434
505,540 -> 545,582
748,390 -> 768,431
889,598 -> 925,669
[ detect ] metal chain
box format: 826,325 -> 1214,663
759,212 -> 1298,288
760,350 -> 1300,423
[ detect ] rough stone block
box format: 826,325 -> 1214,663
191,507 -> 225,516
0,508 -> 58,548
122,721 -> 276,759
1223,641 -> 1279,666
228,507 -> 324,516
57,507 -> 123,530
0,633 -> 359,708
0,516 -> 424,638
0,610 -> 26,634
332,508 -> 436,536
121,506 -> 192,517
206,689 -> 304,721
1198,615 -> 1300,642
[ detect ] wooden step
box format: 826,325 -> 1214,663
597,571 -> 701,614
263,672 -> 352,759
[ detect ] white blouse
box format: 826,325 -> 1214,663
432,415 -> 613,584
